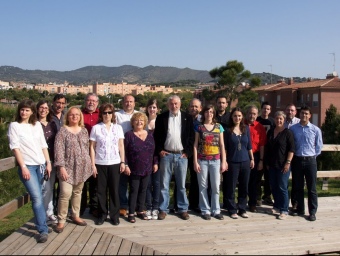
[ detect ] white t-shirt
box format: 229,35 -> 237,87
90,122 -> 124,165
115,110 -> 138,134
8,122 -> 48,165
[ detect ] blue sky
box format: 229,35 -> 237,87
1,0 -> 339,79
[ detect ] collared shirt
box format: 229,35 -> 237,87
116,109 -> 138,134
290,122 -> 323,157
164,111 -> 183,152
82,108 -> 100,135
245,120 -> 267,153
51,111 -> 65,131
284,117 -> 300,129
216,111 -> 230,131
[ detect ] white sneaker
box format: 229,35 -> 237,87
146,210 -> 152,220
152,210 -> 159,220
47,214 -> 58,225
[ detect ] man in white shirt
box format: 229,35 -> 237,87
115,94 -> 138,216
285,104 -> 300,129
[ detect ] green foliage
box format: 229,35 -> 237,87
0,168 -> 27,206
237,89 -> 261,111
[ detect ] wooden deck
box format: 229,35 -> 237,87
1,196 -> 340,255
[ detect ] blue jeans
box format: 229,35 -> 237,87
159,153 -> 188,213
269,167 -> 290,214
146,169 -> 161,211
18,165 -> 48,234
119,173 -> 129,209
42,166 -> 56,217
197,159 -> 221,215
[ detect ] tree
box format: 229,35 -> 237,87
237,89 -> 260,111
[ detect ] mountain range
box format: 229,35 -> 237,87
0,65 -> 310,85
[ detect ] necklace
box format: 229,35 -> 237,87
236,134 -> 242,151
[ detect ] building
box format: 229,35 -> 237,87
252,72 -> 340,127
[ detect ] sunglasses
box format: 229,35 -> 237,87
103,111 -> 113,115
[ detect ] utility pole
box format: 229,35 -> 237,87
269,64 -> 273,84
329,52 -> 336,72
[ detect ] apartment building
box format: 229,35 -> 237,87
252,72 -> 340,127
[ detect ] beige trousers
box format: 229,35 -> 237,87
57,180 -> 84,223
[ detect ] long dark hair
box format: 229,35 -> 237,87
146,98 -> 159,117
36,100 -> 52,122
228,107 -> 246,133
15,99 -> 37,125
200,104 -> 216,124
98,103 -> 116,123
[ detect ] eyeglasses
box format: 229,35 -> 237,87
86,100 -> 98,103
103,111 -> 113,115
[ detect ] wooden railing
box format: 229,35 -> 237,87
1,144 -> 340,220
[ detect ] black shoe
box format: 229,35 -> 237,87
308,214 -> 316,221
214,214 -> 224,220
290,210 -> 304,216
110,218 -> 120,226
262,197 -> 274,206
201,214 -> 211,220
95,218 -> 105,225
37,233 -> 48,243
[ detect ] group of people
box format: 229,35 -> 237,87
7,92 -> 323,244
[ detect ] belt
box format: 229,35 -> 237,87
166,150 -> 183,154
295,156 -> 315,160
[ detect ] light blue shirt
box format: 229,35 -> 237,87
290,122 -> 323,157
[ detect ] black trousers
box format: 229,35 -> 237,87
188,156 -> 199,210
129,174 -> 150,214
80,175 -> 98,214
96,164 -> 120,220
248,152 -> 260,207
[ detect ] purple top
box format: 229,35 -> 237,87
124,130 -> 158,176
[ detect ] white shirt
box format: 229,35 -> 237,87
285,117 -> 300,129
8,122 -> 48,165
164,111 -> 184,152
115,110 -> 138,134
90,122 -> 124,165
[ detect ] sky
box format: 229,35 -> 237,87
1,0 -> 340,79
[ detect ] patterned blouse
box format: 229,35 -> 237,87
54,127 -> 92,185
195,123 -> 224,160
124,130 -> 158,176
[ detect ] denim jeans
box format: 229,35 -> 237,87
119,174 -> 129,209
269,167 -> 290,214
223,160 -> 250,214
197,159 -> 221,215
42,166 -> 56,217
159,153 -> 188,213
291,157 -> 318,215
146,169 -> 160,211
18,165 -> 48,234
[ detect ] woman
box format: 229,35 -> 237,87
193,104 -> 226,220
54,106 -> 94,233
145,98 -> 160,220
124,112 -> 158,223
36,100 -> 58,225
90,103 -> 125,226
224,107 -> 254,219
265,111 -> 295,220
8,99 -> 52,243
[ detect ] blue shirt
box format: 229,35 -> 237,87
224,126 -> 252,162
290,122 -> 323,157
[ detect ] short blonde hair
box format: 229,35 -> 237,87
130,112 -> 148,129
64,106 -> 84,127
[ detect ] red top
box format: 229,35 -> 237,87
245,120 -> 267,153
82,108 -> 100,135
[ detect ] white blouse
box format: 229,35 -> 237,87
90,122 -> 124,165
8,122 -> 48,165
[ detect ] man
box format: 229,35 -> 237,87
51,94 -> 67,216
215,96 -> 230,130
284,103 -> 300,209
80,93 -> 100,217
51,94 -> 67,131
154,95 -> 194,220
256,102 -> 275,206
115,94 -> 138,217
187,98 -> 202,212
285,104 -> 300,129
290,106 -> 323,221
244,105 -> 267,212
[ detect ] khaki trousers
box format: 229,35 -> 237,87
58,180 -> 84,223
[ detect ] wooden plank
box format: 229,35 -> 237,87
0,222 -> 32,254
130,242 -> 144,255
93,232 -> 113,255
53,224 -> 84,255
28,226 -> 60,255
79,228 -> 104,255
317,171 -> 340,178
117,239 -> 133,255
322,144 -> 340,151
105,235 -> 123,255
66,225 -> 95,255
0,193 -> 30,220
0,157 -> 16,173
142,245 -> 155,255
